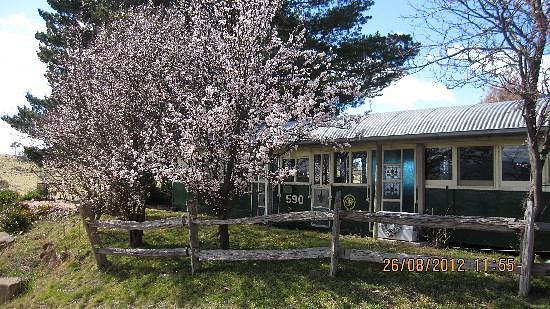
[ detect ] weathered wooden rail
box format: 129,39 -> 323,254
341,211 -> 526,232
193,211 -> 333,225
197,248 -> 331,261
88,217 -> 184,230
96,247 -> 189,257
81,193 -> 550,297
86,211 -> 550,233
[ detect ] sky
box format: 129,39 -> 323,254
0,0 -> 486,154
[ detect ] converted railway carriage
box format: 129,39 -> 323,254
173,100 -> 550,250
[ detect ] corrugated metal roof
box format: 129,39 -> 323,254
311,100 -> 529,141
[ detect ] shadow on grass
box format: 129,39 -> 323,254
91,219 -> 548,307
98,255 -> 539,307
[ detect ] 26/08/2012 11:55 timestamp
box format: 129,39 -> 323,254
382,257 -> 517,273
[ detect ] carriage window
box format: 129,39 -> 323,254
314,155 -> 321,184
502,145 -> 530,181
314,154 -> 330,185
282,159 -> 295,182
296,158 -> 309,182
322,154 -> 329,184
459,146 -> 494,185
425,147 -> 452,180
334,152 -> 349,183
352,152 -> 368,184
283,158 -> 309,182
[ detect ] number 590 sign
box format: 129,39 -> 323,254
285,194 -> 304,205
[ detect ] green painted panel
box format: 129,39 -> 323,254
280,185 -> 311,212
333,185 -> 370,235
425,188 -> 550,250
332,186 -> 369,211
171,182 -> 188,211
230,194 -> 252,218
171,182 -> 251,218
250,183 -> 258,216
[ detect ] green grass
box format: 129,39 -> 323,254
1,209 -> 549,308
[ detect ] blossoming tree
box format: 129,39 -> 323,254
41,0 -> 360,249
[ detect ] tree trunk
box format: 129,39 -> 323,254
526,135 -> 543,217
519,200 -> 536,296
128,208 -> 146,248
129,230 -> 144,248
218,198 -> 231,250
521,119 -> 543,295
218,224 -> 230,250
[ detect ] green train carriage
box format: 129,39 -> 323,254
176,100 -> 550,250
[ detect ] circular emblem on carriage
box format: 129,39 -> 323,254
343,194 -> 357,210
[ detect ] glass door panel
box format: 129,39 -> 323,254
311,187 -> 330,227
312,153 -> 331,227
382,149 -> 416,213
257,181 -> 266,216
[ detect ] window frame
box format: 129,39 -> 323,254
425,145 -> 455,188
425,147 -> 453,181
333,152 -> 350,184
458,145 -> 495,187
313,153 -> 331,185
281,157 -> 311,184
501,144 -> 532,186
333,151 -> 369,186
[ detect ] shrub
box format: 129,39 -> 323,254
23,146 -> 45,167
0,179 -> 9,190
0,204 -> 35,234
21,187 -> 47,201
0,189 -> 20,207
424,228 -> 450,248
147,181 -> 172,206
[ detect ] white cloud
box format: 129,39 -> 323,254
347,75 -> 456,115
0,13 -> 49,116
0,13 -> 48,155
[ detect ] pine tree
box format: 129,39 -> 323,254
2,0 -> 170,135
2,0 -> 418,135
278,1 -> 419,108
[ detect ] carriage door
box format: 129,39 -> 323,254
311,154 -> 331,227
382,149 -> 416,213
251,179 -> 268,216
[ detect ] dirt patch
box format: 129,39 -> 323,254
39,243 -> 69,268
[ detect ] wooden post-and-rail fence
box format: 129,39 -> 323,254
82,192 -> 550,296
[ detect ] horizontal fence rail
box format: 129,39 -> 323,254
96,247 -> 189,257
91,246 -> 550,277
82,193 -> 549,299
194,211 -> 333,226
85,212 -> 550,233
88,217 -> 184,230
341,249 -> 510,273
340,211 -> 525,232
197,248 -> 331,261
340,249 -> 548,276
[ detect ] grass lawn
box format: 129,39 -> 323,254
1,209 -> 549,308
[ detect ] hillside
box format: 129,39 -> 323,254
1,209 -> 550,307
0,154 -> 41,194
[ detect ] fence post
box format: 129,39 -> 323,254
519,200 -> 536,296
330,191 -> 342,277
78,205 -> 108,268
373,143 -> 383,239
187,200 -> 201,274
